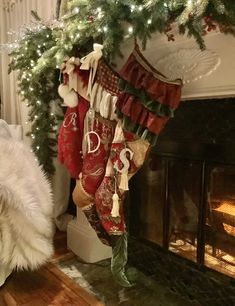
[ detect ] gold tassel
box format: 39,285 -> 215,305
111,193 -> 120,217
119,171 -> 129,191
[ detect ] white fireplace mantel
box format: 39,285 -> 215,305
115,30 -> 235,100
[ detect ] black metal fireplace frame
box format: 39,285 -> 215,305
156,140 -> 235,268
129,140 -> 235,268
128,140 -> 235,305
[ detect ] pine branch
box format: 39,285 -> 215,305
31,10 -> 41,21
8,0 -> 235,174
8,26 -> 62,175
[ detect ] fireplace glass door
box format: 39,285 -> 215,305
129,153 -> 235,279
129,157 -> 166,246
168,159 -> 201,263
205,164 -> 235,278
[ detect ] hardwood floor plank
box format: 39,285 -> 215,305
0,289 -> 18,306
46,263 -> 104,306
0,231 -> 104,306
0,266 -> 92,306
2,270 -> 49,305
21,297 -> 48,306
52,231 -> 75,263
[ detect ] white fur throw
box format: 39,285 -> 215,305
0,137 -> 54,271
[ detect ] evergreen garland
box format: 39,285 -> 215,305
8,14 -> 63,175
34,0 -> 235,75
8,0 -> 235,175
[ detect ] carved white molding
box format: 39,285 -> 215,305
156,48 -> 221,84
182,85 -> 235,100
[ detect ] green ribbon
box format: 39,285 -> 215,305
111,232 -> 133,287
116,109 -> 158,145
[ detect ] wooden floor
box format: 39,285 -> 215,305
0,231 -> 104,306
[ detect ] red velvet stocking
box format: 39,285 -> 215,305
57,97 -> 89,179
72,115 -> 116,246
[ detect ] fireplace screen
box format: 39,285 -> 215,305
129,152 -> 235,279
168,159 -> 201,263
205,165 -> 235,278
131,158 -> 166,246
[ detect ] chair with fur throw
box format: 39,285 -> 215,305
0,120 -> 54,286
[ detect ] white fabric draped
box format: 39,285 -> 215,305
0,0 -> 57,125
0,0 -> 72,232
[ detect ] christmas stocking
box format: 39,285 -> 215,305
95,123 -> 150,286
57,97 -> 89,179
72,114 -> 116,246
72,44 -> 122,246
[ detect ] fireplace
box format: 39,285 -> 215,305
128,99 -> 235,303
129,141 -> 235,279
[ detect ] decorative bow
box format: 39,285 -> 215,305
80,43 -> 103,97
63,56 -> 80,92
